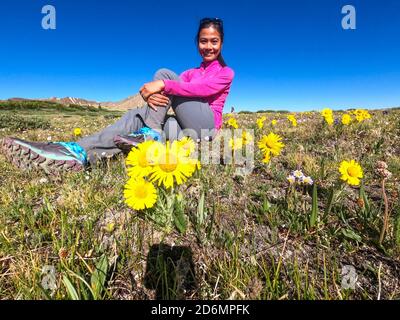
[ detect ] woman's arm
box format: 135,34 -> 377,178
139,67 -> 234,99
140,70 -> 190,101
163,68 -> 234,98
179,69 -> 192,82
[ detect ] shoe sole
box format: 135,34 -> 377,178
114,137 -> 143,154
114,142 -> 134,154
0,137 -> 84,174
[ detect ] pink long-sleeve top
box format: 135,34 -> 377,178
163,59 -> 234,130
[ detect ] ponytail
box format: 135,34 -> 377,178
217,54 -> 227,67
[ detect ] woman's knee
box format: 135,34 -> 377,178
153,68 -> 178,81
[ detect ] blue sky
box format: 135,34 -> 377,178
0,0 -> 399,112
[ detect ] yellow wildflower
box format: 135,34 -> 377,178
339,160 -> 363,186
149,141 -> 197,189
258,133 -> 285,156
229,137 -> 243,150
321,108 -> 333,118
124,177 -> 157,211
126,140 -> 161,178
227,117 -> 239,129
256,116 -> 267,129
287,115 -> 297,127
353,109 -> 371,122
242,131 -> 253,145
73,128 -> 82,136
321,108 -> 334,126
342,113 -> 352,125
261,151 -> 271,164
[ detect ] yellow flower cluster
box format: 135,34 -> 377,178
256,116 -> 277,129
287,115 -> 297,127
353,109 -> 371,122
242,130 -> 253,145
229,130 -> 253,151
124,138 -> 200,211
229,137 -> 243,151
341,113 -> 352,125
258,132 -> 285,163
321,108 -> 334,126
256,116 -> 267,129
226,117 -> 239,129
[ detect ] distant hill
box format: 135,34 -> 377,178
100,94 -> 146,110
3,94 -> 147,111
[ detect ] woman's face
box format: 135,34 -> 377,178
198,26 -> 222,62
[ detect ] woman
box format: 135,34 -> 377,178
1,18 -> 235,174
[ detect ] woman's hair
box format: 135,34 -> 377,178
195,17 -> 227,67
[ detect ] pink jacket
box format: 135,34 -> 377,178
163,60 -> 235,130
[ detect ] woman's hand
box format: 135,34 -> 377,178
147,93 -> 170,111
140,80 -> 165,101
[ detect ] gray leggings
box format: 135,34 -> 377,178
77,68 -> 216,163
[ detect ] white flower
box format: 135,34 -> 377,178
47,136 -> 52,141
287,175 -> 296,184
39,178 -> 49,184
301,176 -> 314,185
292,170 -> 304,179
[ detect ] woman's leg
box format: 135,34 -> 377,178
169,97 -> 216,141
163,115 -> 182,141
77,108 -> 146,163
0,68 -> 183,172
78,68 -> 180,163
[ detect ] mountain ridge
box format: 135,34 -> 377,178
3,94 -> 147,111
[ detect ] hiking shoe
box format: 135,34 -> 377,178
0,137 -> 88,174
113,127 -> 162,153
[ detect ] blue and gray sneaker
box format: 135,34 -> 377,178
0,137 -> 88,174
113,127 -> 162,153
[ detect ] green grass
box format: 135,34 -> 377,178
0,101 -> 400,300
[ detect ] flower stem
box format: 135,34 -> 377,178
379,178 -> 390,245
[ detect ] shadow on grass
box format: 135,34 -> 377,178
144,244 -> 197,300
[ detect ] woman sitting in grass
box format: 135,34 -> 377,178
1,18 -> 234,174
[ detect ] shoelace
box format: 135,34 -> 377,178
57,142 -> 88,165
129,126 -> 162,141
